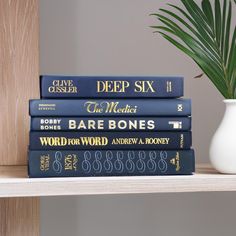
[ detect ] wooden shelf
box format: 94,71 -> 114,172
0,165 -> 235,197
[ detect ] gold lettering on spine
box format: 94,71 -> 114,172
38,136 -> 176,148
97,81 -> 130,93
64,154 -> 78,171
147,120 -> 155,130
112,138 -> 139,145
85,101 -> 103,113
40,155 -> 50,172
84,101 -> 137,114
134,81 -> 155,93
109,120 -> 116,130
177,104 -> 183,112
170,152 -> 180,171
77,120 -> 86,130
96,80 -> 157,94
105,102 -> 116,113
176,152 -> 180,171
69,119 -> 104,130
48,80 -> 78,94
39,118 -> 62,130
87,120 -> 96,130
69,120 -> 76,129
67,119 -> 155,130
80,137 -> 108,146
39,137 -> 108,147
111,137 -> 170,146
68,138 -> 80,145
167,81 -> 172,93
180,134 -> 184,148
39,137 -> 68,146
145,138 -> 170,145
38,103 -> 56,111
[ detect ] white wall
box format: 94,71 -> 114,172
40,1 -> 236,235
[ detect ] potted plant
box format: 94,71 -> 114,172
151,0 -> 236,173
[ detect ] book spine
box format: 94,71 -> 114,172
29,131 -> 192,150
29,99 -> 191,117
40,76 -> 183,98
31,117 -> 192,131
28,149 -> 195,177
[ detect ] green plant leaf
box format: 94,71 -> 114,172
180,0 -> 213,36
156,9 -> 221,63
153,14 -> 225,81
228,27 -> 236,86
224,1 -> 232,64
214,0 -> 222,45
156,30 -> 228,97
167,4 -> 219,52
150,0 -> 236,98
202,0 -> 214,28
221,0 -> 227,53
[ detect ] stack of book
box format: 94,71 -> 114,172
28,76 -> 195,177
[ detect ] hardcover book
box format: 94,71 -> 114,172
29,99 -> 191,117
31,117 -> 192,131
28,149 -> 195,177
40,75 -> 183,98
29,131 -> 192,150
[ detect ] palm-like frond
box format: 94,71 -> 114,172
151,0 -> 236,98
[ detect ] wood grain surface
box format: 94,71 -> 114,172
0,0 -> 40,235
0,0 -> 39,165
0,198 -> 39,236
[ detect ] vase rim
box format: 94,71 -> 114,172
224,99 -> 236,103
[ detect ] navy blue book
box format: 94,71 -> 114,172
29,99 -> 191,117
31,117 -> 191,131
29,131 -> 192,150
40,75 -> 183,98
28,149 -> 195,177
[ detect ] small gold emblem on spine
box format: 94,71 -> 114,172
167,81 -> 172,92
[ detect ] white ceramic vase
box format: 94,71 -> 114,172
210,99 -> 236,173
